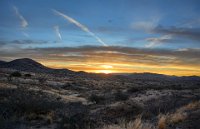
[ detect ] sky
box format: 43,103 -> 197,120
0,0 -> 200,75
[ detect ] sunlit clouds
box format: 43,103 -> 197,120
101,65 -> 113,69
145,35 -> 173,48
1,1 -> 200,76
0,45 -> 199,76
52,9 -> 107,46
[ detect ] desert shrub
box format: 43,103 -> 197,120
59,113 -> 90,129
101,116 -> 154,129
158,114 -> 167,129
25,112 -> 45,121
24,73 -> 32,78
0,115 -> 18,129
3,87 -> 63,115
38,77 -> 47,84
98,100 -> 143,124
169,112 -> 187,124
114,91 -> 129,101
0,87 -> 62,128
127,87 -> 141,93
59,102 -> 90,129
7,76 -> 12,82
62,82 -> 84,91
10,71 -> 22,77
88,94 -> 105,104
25,111 -> 54,124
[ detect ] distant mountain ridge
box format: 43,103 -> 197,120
0,58 -> 74,75
0,58 -> 199,80
113,72 -> 200,81
0,60 -> 6,65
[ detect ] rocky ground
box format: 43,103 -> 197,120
0,68 -> 200,129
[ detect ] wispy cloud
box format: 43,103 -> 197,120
145,35 -> 173,48
52,9 -> 108,46
22,32 -> 30,38
179,18 -> 200,28
132,18 -> 200,47
54,25 -> 62,41
131,17 -> 160,32
13,6 -> 28,28
153,26 -> 200,42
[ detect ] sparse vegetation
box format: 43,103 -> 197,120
114,91 -> 129,101
88,94 -> 106,104
38,77 -> 47,84
100,101 -> 200,129
157,114 -> 167,129
24,73 -> 32,78
10,71 -> 22,77
127,87 -> 141,93
0,64 -> 200,129
101,117 -> 154,129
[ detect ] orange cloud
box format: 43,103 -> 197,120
1,46 -> 200,76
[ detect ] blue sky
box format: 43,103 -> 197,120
1,0 -> 200,48
0,0 -> 200,75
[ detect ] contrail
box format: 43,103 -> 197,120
22,32 -> 30,38
54,25 -> 62,40
52,9 -> 107,46
13,6 -> 28,28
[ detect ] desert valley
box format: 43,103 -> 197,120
0,58 -> 199,129
1,0 -> 200,129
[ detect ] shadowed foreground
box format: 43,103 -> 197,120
0,59 -> 200,129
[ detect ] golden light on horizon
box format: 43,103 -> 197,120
40,58 -> 200,76
94,70 -> 113,74
93,65 -> 114,74
101,65 -> 113,69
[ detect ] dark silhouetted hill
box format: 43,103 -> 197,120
0,60 -> 6,65
0,58 -> 199,80
0,58 -> 74,75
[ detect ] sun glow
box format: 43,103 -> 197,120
96,70 -> 113,74
101,65 -> 113,69
43,61 -> 200,76
95,65 -> 114,74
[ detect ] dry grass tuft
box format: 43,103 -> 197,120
46,111 -> 55,124
157,114 -> 167,129
101,125 -> 121,129
101,116 -> 154,129
157,109 -> 187,129
180,101 -> 200,111
169,112 -> 187,124
101,100 -> 199,129
157,101 -> 200,129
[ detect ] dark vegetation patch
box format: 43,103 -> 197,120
114,91 -> 129,101
0,87 -> 63,128
9,71 -> 22,77
24,73 -> 32,78
88,94 -> 106,104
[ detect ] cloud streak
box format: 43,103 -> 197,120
54,25 -> 62,41
153,26 -> 200,42
145,35 -> 173,48
132,19 -> 200,47
131,17 -> 160,32
22,32 -> 30,38
52,9 -> 107,46
13,6 -> 28,28
1,45 -> 199,75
